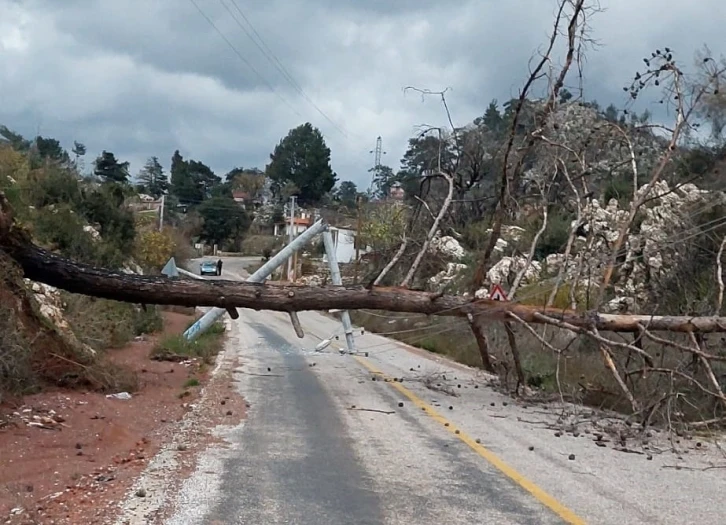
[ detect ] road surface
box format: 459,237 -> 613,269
158,258 -> 725,524
187,255 -> 262,279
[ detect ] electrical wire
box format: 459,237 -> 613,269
188,0 -> 304,120
220,0 -> 351,139
311,314 -> 471,356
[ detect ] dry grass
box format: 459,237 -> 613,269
0,305 -> 33,400
62,294 -> 163,350
348,310 -> 482,367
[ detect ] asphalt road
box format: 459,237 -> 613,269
163,257 -> 726,525
187,255 -> 262,279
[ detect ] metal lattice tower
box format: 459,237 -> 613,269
373,136 -> 383,168
368,136 -> 386,193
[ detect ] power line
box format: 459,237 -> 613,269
221,0 -> 350,139
188,0 -> 304,120
225,0 -> 306,96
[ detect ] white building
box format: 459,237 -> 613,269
323,225 -> 371,264
272,211 -> 371,264
273,211 -> 313,237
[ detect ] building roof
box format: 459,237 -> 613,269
329,223 -> 356,231
285,216 -> 312,226
232,191 -> 250,200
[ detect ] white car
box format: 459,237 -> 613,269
200,260 -> 219,276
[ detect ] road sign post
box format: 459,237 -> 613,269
489,283 -> 509,301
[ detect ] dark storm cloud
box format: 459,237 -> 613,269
0,0 -> 724,187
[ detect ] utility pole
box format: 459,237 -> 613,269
368,136 -> 386,195
182,219 -> 327,342
287,195 -> 296,282
159,194 -> 165,232
354,195 -> 362,285
322,231 -> 356,353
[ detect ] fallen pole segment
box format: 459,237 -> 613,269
322,230 -> 356,353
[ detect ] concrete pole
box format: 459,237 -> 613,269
322,230 -> 356,353
159,194 -> 165,232
286,195 -> 296,281
183,218 -> 327,341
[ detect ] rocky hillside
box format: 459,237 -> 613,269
0,138 -> 167,401
428,179 -> 725,314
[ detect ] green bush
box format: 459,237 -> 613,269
461,219 -> 493,251
79,183 -> 136,266
533,210 -> 573,259
6,155 -> 137,268
240,235 -> 282,255
32,205 -> 97,260
602,176 -> 632,206
151,321 -> 226,364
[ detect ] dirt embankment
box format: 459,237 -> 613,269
0,309 -> 243,524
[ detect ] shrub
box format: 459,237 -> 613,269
533,209 -> 573,259
240,235 -> 283,256
62,294 -> 163,350
514,281 -> 587,310
461,219 -> 493,251
32,205 -> 98,261
134,230 -> 176,271
151,321 -> 226,364
602,176 -> 632,206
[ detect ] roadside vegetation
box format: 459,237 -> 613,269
151,320 -> 227,364
342,6 -> 726,431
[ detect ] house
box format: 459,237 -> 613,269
273,211 -> 313,237
232,190 -> 250,207
388,183 -> 405,201
127,194 -> 162,213
323,223 -> 372,264
232,190 -> 264,210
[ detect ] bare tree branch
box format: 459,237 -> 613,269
471,0 -> 588,295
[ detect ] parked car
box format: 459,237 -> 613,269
199,260 -> 219,276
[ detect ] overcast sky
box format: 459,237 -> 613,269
1,0 -> 724,189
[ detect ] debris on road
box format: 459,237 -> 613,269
106,392 -> 132,401
347,407 -> 395,415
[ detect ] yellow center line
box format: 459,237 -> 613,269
354,356 -> 587,525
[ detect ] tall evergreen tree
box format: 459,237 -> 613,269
137,156 -> 169,198
266,123 -> 337,205
94,150 -> 129,183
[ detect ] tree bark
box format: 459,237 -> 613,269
468,316 -> 495,373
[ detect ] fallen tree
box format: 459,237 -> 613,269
2,194 -> 726,334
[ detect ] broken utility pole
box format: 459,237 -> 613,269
322,230 -> 356,353
183,218 -> 327,341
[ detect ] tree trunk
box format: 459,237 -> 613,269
3,196 -> 726,334
469,316 -> 495,373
